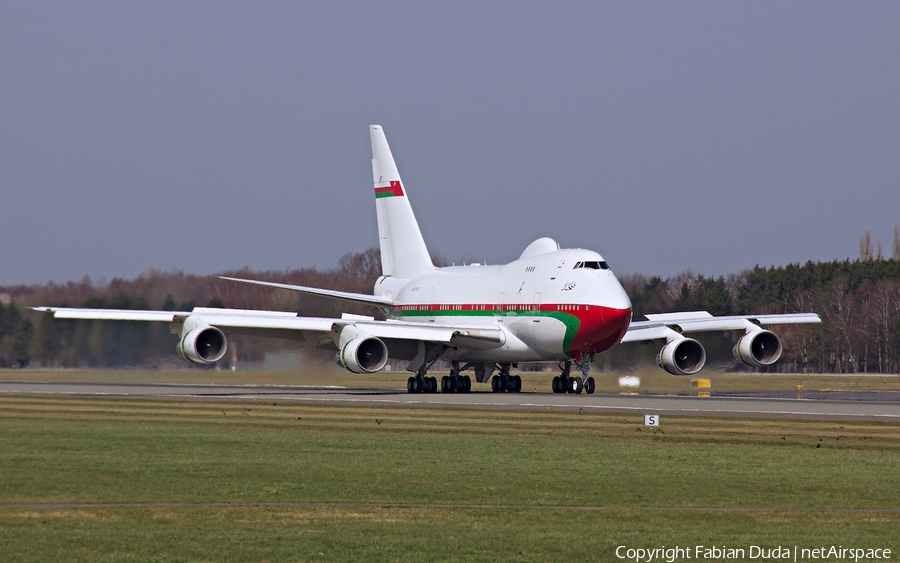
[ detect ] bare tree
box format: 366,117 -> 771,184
859,230 -> 874,261
893,224 -> 900,261
821,278 -> 855,372
871,281 -> 900,373
783,289 -> 822,372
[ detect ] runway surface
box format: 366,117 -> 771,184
2,381 -> 899,421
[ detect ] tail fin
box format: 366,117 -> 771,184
370,125 -> 435,279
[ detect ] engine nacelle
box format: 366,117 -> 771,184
733,329 -> 782,367
657,337 -> 707,375
177,317 -> 227,365
336,336 -> 389,374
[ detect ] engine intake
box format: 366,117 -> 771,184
177,317 -> 227,365
733,329 -> 782,367
657,337 -> 706,375
337,336 -> 389,373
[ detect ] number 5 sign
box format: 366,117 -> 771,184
644,414 -> 660,427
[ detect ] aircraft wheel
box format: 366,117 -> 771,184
491,376 -> 499,392
572,377 -> 583,394
429,376 -> 438,393
441,376 -> 449,393
407,377 -> 415,393
512,375 -> 522,393
551,376 -> 560,393
463,376 -> 471,392
585,377 -> 595,395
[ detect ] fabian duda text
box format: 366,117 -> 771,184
616,545 -> 892,562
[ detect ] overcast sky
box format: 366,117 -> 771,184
2,2 -> 898,286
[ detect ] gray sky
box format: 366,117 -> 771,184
2,2 -> 899,286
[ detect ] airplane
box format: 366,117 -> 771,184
34,125 -> 821,394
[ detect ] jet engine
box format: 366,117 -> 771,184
733,329 -> 782,367
336,332 -> 389,374
657,336 -> 706,375
177,318 -> 228,365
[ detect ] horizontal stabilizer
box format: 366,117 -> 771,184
218,276 -> 394,308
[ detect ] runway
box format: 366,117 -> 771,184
2,381 -> 899,421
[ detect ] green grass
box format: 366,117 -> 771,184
1,396 -> 899,562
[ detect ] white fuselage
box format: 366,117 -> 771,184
374,248 -> 633,362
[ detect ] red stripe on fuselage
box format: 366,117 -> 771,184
391,303 -> 632,357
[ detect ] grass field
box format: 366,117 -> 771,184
1,388 -> 898,562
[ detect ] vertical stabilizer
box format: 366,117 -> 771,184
370,125 -> 435,279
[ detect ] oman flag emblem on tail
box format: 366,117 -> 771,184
375,180 -> 404,198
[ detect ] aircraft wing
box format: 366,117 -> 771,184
217,276 -> 394,308
31,306 -> 504,348
620,311 -> 821,343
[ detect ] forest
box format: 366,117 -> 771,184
2,241 -> 900,374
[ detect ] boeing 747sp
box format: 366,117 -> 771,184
35,126 -> 820,394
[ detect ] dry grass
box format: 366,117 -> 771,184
3,365 -> 899,394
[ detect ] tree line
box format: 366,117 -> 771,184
2,246 -> 899,373
609,257 -> 900,373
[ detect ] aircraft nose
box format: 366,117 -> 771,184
601,276 -> 632,338
604,274 -> 633,312
602,305 -> 632,333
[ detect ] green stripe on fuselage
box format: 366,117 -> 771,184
391,308 -> 581,356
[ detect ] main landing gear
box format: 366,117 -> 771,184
406,360 -> 524,394
551,359 -> 595,394
441,361 -> 472,393
407,372 -> 438,393
407,360 -> 471,394
490,362 -> 522,393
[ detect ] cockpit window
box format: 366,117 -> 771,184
573,261 -> 610,270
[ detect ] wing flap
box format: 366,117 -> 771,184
31,307 -> 184,322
